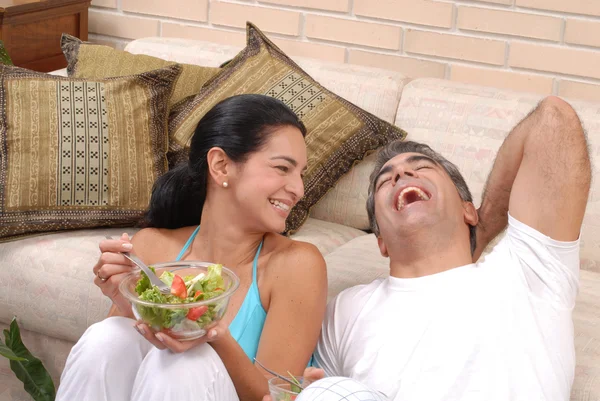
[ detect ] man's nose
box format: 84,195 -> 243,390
392,167 -> 417,184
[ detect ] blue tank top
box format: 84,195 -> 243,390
175,226 -> 267,361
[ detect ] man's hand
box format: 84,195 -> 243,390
304,367 -> 326,382
261,368 -> 325,401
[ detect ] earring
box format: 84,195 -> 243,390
222,182 -> 228,188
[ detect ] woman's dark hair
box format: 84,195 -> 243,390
142,94 -> 307,229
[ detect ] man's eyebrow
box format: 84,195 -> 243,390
374,164 -> 394,188
270,156 -> 297,167
374,155 -> 439,188
405,155 -> 438,166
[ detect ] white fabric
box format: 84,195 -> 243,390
56,317 -> 238,401
315,215 -> 580,401
297,376 -> 387,401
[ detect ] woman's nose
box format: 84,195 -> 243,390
288,173 -> 305,201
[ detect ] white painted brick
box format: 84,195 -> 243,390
306,15 -> 402,50
354,0 -> 453,28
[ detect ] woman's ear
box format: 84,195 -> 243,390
463,202 -> 479,227
206,147 -> 231,186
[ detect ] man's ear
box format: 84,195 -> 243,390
207,147 -> 232,185
377,237 -> 389,258
463,202 -> 479,227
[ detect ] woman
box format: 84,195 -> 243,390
57,94 -> 327,401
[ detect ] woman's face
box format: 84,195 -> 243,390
232,125 -> 307,233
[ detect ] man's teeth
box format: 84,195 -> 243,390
397,187 -> 430,210
270,199 -> 290,211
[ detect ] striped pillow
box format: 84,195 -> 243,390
0,64 -> 181,241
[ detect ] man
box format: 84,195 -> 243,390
307,96 -> 591,401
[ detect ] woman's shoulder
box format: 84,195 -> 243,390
262,233 -> 328,308
131,226 -> 198,264
265,232 -> 320,255
264,233 -> 326,275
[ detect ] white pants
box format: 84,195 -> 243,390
56,317 -> 239,401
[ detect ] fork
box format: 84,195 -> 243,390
254,358 -> 305,390
105,236 -> 171,295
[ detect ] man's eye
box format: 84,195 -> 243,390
377,178 -> 390,190
415,165 -> 430,170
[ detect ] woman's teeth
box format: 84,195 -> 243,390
270,199 -> 290,211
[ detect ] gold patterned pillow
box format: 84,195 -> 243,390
169,23 -> 407,233
61,34 -> 219,108
0,64 -> 181,241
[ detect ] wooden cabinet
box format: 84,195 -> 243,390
0,0 -> 91,72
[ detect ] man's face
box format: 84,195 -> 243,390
372,152 -> 472,255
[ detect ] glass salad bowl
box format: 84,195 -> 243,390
119,261 -> 240,341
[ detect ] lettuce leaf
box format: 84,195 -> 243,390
202,264 -> 224,293
135,266 -> 157,295
159,271 -> 175,287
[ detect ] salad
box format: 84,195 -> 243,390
134,264 -> 227,334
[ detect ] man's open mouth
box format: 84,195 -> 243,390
396,187 -> 431,211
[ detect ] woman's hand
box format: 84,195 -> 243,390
93,233 -> 136,315
133,319 -> 231,353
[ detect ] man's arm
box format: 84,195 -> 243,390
475,96 -> 591,259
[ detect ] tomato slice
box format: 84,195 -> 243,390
170,275 -> 187,299
187,305 -> 209,321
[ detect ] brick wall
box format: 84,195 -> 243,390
89,0 -> 600,101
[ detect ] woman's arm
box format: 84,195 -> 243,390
215,241 -> 327,400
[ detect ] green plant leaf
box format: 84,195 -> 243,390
0,342 -> 27,361
0,40 -> 13,65
3,317 -> 56,401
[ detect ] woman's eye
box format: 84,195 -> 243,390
276,166 -> 289,173
415,165 -> 430,170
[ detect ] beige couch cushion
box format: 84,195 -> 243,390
325,234 -> 600,401
0,228 -> 123,342
290,218 -> 366,256
124,37 -> 240,68
395,78 -> 600,273
324,234 -> 387,302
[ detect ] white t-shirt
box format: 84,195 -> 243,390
315,215 -> 580,401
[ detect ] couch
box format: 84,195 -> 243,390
1,37 -> 598,401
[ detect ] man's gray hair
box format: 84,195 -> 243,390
366,140 -> 477,255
